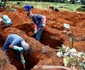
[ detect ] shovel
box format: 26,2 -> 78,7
20,53 -> 26,70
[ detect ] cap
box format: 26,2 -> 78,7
21,41 -> 30,51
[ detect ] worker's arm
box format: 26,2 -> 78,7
34,24 -> 38,34
9,44 -> 14,49
9,39 -> 23,52
42,16 -> 46,26
9,44 -> 23,52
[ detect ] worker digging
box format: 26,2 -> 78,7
2,34 -> 31,70
27,11 -> 46,41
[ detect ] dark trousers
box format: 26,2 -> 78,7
34,28 -> 44,41
2,36 -> 10,51
14,50 -> 21,60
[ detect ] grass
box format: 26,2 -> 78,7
7,1 -> 82,11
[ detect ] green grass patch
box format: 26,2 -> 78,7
76,5 -> 85,12
7,1 -> 82,11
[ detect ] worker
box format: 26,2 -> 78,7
2,34 -> 30,64
1,14 -> 12,25
24,5 -> 33,12
0,14 -> 12,29
27,12 -> 46,41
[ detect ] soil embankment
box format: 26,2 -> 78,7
0,8 -> 85,70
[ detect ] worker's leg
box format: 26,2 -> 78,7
15,50 -> 25,61
35,28 -> 44,41
14,50 -> 21,61
2,36 -> 11,51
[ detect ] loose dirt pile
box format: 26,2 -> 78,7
0,8 -> 85,70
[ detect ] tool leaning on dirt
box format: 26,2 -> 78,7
2,34 -> 31,69
27,12 -> 46,41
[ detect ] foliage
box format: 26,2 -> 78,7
56,45 -> 85,70
81,0 -> 85,5
17,1 -> 21,5
57,47 -> 65,53
7,1 -> 82,11
0,2 -> 4,7
76,5 -> 85,12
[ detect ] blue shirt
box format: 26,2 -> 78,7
32,14 -> 43,28
24,5 -> 33,12
8,34 -> 24,47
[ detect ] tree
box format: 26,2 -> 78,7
4,0 -> 7,7
70,0 -> 76,4
81,0 -> 85,5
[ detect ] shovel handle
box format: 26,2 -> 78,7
20,53 -> 26,70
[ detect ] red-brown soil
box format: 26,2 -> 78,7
0,7 -> 85,70
0,49 -> 17,70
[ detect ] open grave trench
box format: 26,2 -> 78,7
0,8 -> 66,70
0,27 -> 64,70
15,23 -> 64,48
0,8 -> 85,70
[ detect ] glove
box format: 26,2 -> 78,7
34,30 -> 37,34
21,60 -> 26,64
0,18 -> 2,22
42,24 -> 46,27
14,46 -> 23,52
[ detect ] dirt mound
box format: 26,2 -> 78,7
0,8 -> 6,12
0,49 -> 17,70
6,12 -> 30,26
0,28 -> 63,70
31,9 -> 85,46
